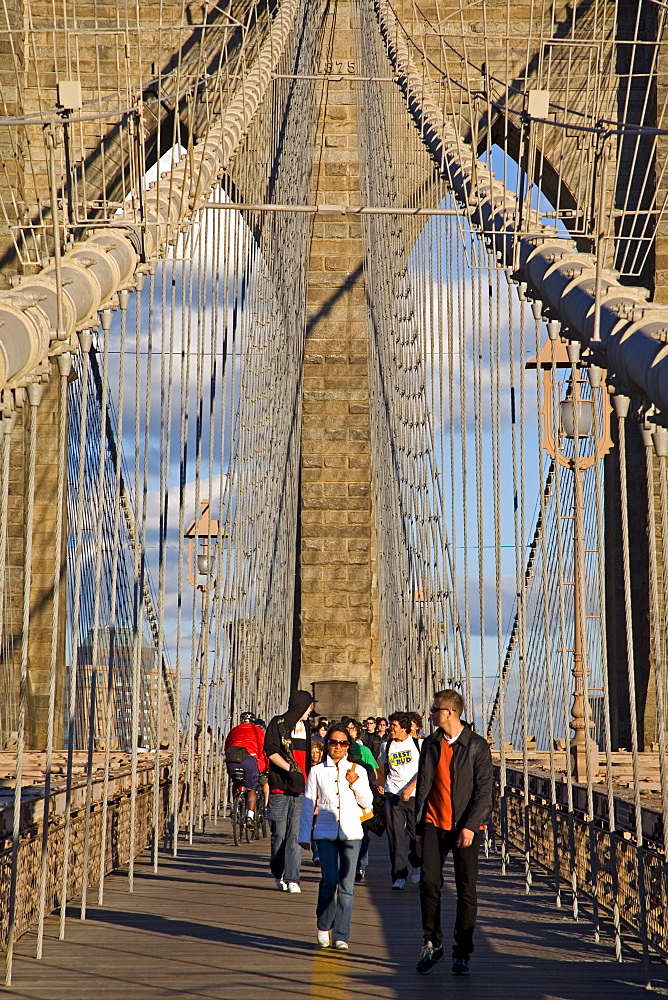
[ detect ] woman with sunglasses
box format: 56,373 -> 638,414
299,722 -> 373,950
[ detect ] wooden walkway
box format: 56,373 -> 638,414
5,820 -> 668,999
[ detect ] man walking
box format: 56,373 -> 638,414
361,717 -> 382,759
414,689 -> 492,977
263,689 -> 313,892
377,711 -> 422,889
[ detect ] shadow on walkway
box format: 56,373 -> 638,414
364,838 -> 668,1000
5,822 -> 668,999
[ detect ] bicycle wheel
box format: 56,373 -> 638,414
232,794 -> 244,846
246,813 -> 256,843
258,802 -> 267,839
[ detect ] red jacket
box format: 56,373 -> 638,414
225,723 -> 269,772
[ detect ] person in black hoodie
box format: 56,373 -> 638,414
263,689 -> 314,892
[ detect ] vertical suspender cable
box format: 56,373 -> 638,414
60,333 -> 92,941
615,400 -> 651,986
494,272 -> 507,873
645,434 -> 668,963
151,253 -> 168,868
5,384 -> 40,986
474,262 -> 486,732
35,357 -> 69,957
98,289 -> 130,904
657,451 -> 668,965
35,115 -> 68,955
532,316 -> 559,907
591,374 -> 621,958
80,310 -> 113,920
129,267 -> 153,892
195,209 -> 208,833
457,226 -> 471,719
0,412 -> 11,747
174,227 -> 194,855
509,284 -> 529,893
188,208 -> 205,843
549,339 -> 577,920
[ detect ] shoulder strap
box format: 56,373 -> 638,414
412,736 -> 421,751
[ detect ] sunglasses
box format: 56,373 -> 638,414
328,739 -> 349,747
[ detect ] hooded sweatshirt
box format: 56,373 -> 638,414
263,690 -> 313,795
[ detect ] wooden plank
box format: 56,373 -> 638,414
5,818 -> 668,999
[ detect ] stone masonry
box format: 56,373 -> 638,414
298,0 -> 381,718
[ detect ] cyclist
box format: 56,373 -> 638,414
224,712 -> 268,830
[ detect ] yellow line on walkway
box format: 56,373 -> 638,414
311,948 -> 349,1000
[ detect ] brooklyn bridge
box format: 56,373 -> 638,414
1,0 -> 668,995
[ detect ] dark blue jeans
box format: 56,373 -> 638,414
315,838 -> 361,944
267,792 -> 303,883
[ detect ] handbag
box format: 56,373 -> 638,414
363,796 -> 387,837
349,764 -> 374,823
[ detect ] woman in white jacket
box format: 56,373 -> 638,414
298,723 -> 373,950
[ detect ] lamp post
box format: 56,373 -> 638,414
184,500 -> 220,738
528,338 -> 612,781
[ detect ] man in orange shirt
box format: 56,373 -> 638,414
414,689 -> 492,977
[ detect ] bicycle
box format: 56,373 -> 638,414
229,769 -> 268,844
230,768 -> 253,845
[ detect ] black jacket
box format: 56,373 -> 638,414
263,690 -> 312,794
415,724 -> 493,834
362,731 -> 382,761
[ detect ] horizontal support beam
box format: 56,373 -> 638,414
272,73 -> 398,81
205,202 -> 461,215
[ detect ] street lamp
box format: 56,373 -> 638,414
185,499 -> 219,591
184,500 -> 220,739
183,499 -> 224,831
528,337 -> 612,781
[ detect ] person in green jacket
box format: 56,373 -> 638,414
347,732 -> 379,882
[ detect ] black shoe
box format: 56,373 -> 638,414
355,869 -> 366,883
416,942 -> 444,975
452,956 -> 469,976
245,815 -> 256,831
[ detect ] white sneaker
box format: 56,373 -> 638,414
333,940 -> 348,950
287,881 -> 301,893
392,878 -> 406,890
410,867 -> 421,885
275,878 -> 288,891
317,930 -> 330,948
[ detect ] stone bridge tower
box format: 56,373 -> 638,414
298,0 -> 668,740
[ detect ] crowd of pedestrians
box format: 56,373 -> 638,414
223,688 -> 492,974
